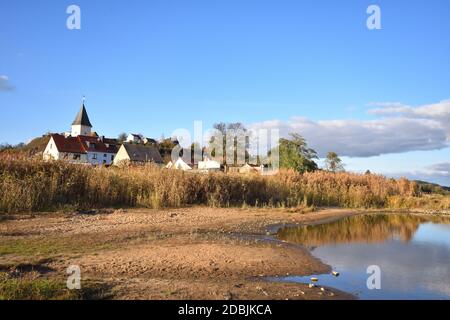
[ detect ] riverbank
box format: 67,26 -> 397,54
0,207 -> 366,300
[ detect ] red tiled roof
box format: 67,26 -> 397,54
51,134 -> 85,154
50,134 -> 118,154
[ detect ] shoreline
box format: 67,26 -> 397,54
1,206 -> 444,300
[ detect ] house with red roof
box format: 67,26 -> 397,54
43,100 -> 119,165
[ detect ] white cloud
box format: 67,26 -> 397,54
249,100 -> 450,158
368,100 -> 450,140
427,162 -> 450,176
380,162 -> 450,186
0,75 -> 14,91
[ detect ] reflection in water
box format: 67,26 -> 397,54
274,214 -> 450,300
277,214 -> 449,247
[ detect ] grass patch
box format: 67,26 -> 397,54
0,274 -> 110,300
0,236 -> 115,257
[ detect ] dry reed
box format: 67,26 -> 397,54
0,159 -> 446,214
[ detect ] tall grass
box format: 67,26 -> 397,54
0,159 -> 446,214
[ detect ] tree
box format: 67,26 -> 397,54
324,151 -> 344,172
278,133 -> 318,173
210,122 -> 250,166
158,137 -> 178,163
117,132 -> 127,143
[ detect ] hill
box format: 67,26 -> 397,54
415,180 -> 450,195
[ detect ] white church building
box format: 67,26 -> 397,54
43,101 -> 119,165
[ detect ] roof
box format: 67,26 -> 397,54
72,103 -> 93,127
122,144 -> 163,163
102,137 -> 119,145
165,158 -> 194,170
51,134 -> 85,154
50,134 -> 118,154
79,135 -> 118,154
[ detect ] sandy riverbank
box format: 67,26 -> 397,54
0,207 -> 362,300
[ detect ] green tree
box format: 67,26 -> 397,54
324,151 -> 344,172
278,133 -> 318,173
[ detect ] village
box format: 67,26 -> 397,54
42,100 -> 266,174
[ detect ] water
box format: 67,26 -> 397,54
273,214 -> 450,300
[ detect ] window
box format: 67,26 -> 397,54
73,154 -> 81,160
104,154 -> 107,158
111,155 -> 114,161
93,154 -> 97,160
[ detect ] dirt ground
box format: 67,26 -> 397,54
0,206 -> 361,300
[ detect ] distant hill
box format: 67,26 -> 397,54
415,180 -> 450,195
22,135 -> 51,154
0,134 -> 50,158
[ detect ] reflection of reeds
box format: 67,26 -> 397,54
0,159 -> 448,214
277,214 -> 450,246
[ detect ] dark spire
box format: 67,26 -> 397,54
72,97 -> 93,127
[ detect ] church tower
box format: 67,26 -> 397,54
71,98 -> 93,137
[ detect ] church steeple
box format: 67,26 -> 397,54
71,97 -> 93,136
72,97 -> 92,127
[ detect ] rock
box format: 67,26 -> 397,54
223,291 -> 233,300
308,283 -> 316,288
332,271 -> 340,277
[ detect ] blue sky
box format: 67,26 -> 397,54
1,0 -> 450,184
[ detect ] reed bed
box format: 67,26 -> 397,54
0,159 -> 446,214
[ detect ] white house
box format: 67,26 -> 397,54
43,101 -> 119,165
198,157 -> 221,172
127,133 -> 143,144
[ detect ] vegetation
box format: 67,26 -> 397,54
0,274 -> 108,300
0,135 -> 50,156
210,122 -> 251,165
1,158 -> 447,214
278,133 -> 318,173
324,152 -> 345,172
415,180 -> 450,195
117,132 -> 127,144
